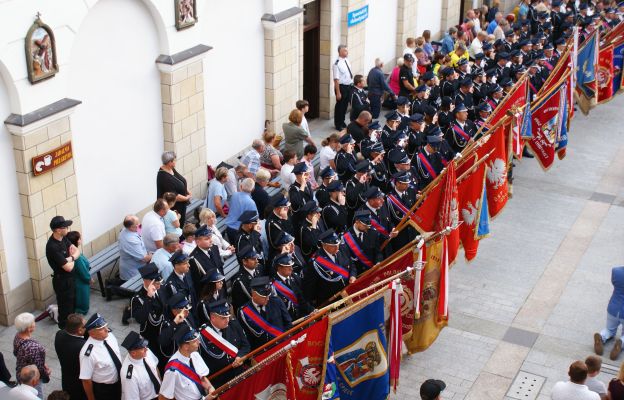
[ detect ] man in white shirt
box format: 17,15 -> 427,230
332,44 -> 354,130
8,365 -> 39,400
120,331 -> 161,400
151,233 -> 179,281
159,325 -> 217,400
142,199 -> 169,253
551,361 -> 600,400
469,31 -> 487,58
80,313 -> 123,400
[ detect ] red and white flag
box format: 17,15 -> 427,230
437,236 -> 450,322
389,280 -> 403,392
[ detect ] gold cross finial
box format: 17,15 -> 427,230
35,12 -> 41,19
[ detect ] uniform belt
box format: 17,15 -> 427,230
340,84 -> 353,87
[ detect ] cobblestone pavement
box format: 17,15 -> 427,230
2,96 -> 624,399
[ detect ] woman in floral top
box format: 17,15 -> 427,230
13,313 -> 50,398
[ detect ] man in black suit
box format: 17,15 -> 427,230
189,225 -> 224,295
54,313 -> 87,400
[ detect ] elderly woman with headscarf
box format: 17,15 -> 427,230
157,151 -> 192,225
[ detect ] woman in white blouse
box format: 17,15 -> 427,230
198,208 -> 235,259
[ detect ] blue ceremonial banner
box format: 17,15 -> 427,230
520,101 -> 533,139
576,31 -> 598,101
556,85 -> 569,159
320,294 -> 389,400
614,42 -> 624,93
477,185 -> 490,240
347,5 -> 368,27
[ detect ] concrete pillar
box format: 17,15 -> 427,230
319,0 -> 335,119
396,0 -> 420,59
4,98 -> 82,312
156,45 -> 211,200
340,0 -> 367,77
262,7 -> 304,133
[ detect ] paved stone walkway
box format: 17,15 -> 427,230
1,96 -> 624,400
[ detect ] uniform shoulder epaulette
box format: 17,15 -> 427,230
84,343 -> 93,356
335,59 -> 340,65
126,364 -> 133,379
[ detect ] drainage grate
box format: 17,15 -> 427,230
506,371 -> 546,400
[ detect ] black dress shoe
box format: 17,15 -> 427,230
522,147 -> 534,158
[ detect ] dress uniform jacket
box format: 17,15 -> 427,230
454,91 -> 476,120
345,177 -> 369,221
350,88 -> 370,121
343,226 -> 383,276
160,351 -> 209,400
231,268 -> 260,312
360,203 -> 394,243
370,160 -> 390,193
381,125 -> 397,151
438,111 -> 453,131
406,128 -> 427,158
120,350 -> 160,400
238,297 -> 293,350
445,119 -> 477,154
335,150 -> 357,183
54,329 -> 87,400
299,219 -> 323,258
303,247 -> 353,306
164,272 -> 197,311
79,334 -> 122,399
234,229 -> 265,268
413,148 -> 447,190
130,286 -> 167,367
266,213 -> 295,260
199,320 -> 250,388
322,200 -> 349,234
315,184 -> 330,208
273,273 -> 314,320
387,187 -> 419,250
189,245 -> 223,295
288,182 -> 314,230
159,316 -> 198,360
441,80 -> 457,97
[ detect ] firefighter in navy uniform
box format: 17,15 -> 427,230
475,102 -> 492,131
272,253 -> 314,320
321,180 -> 349,234
345,160 -> 371,223
343,210 -> 385,276
315,166 -> 337,208
358,187 -> 398,255
164,250 -> 197,312
413,129 -> 450,190
129,263 -> 168,370
454,78 -> 476,120
231,246 -> 263,312
303,229 -> 356,307
299,201 -> 324,258
238,276 -> 293,351
445,103 -> 478,154
188,225 -> 223,296
265,194 -> 294,262
158,293 -> 199,364
335,134 -> 358,183
198,299 -> 250,388
437,96 -> 455,131
387,170 -> 419,250
367,141 -> 390,193
234,210 -> 266,269
196,270 -> 227,327
405,113 -> 427,158
288,162 -> 314,233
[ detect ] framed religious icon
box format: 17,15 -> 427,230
175,0 -> 197,30
25,15 -> 59,84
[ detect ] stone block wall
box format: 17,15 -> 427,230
441,0 -> 462,32
340,0 -> 367,76
263,12 -> 304,134
10,115 -> 80,311
319,0 -> 334,120
159,60 -> 208,200
396,0 -> 419,59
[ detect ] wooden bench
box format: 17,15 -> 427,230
88,243 -> 121,297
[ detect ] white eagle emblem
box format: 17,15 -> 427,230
486,158 -> 507,189
461,200 -> 479,226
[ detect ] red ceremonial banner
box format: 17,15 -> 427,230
489,77 -> 528,124
221,318 -> 329,400
527,85 -> 565,171
598,45 -> 615,103
434,162 -> 459,265
457,162 -> 487,261
410,182 -> 443,234
476,125 -> 509,218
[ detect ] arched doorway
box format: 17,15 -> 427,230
68,0 -> 163,243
